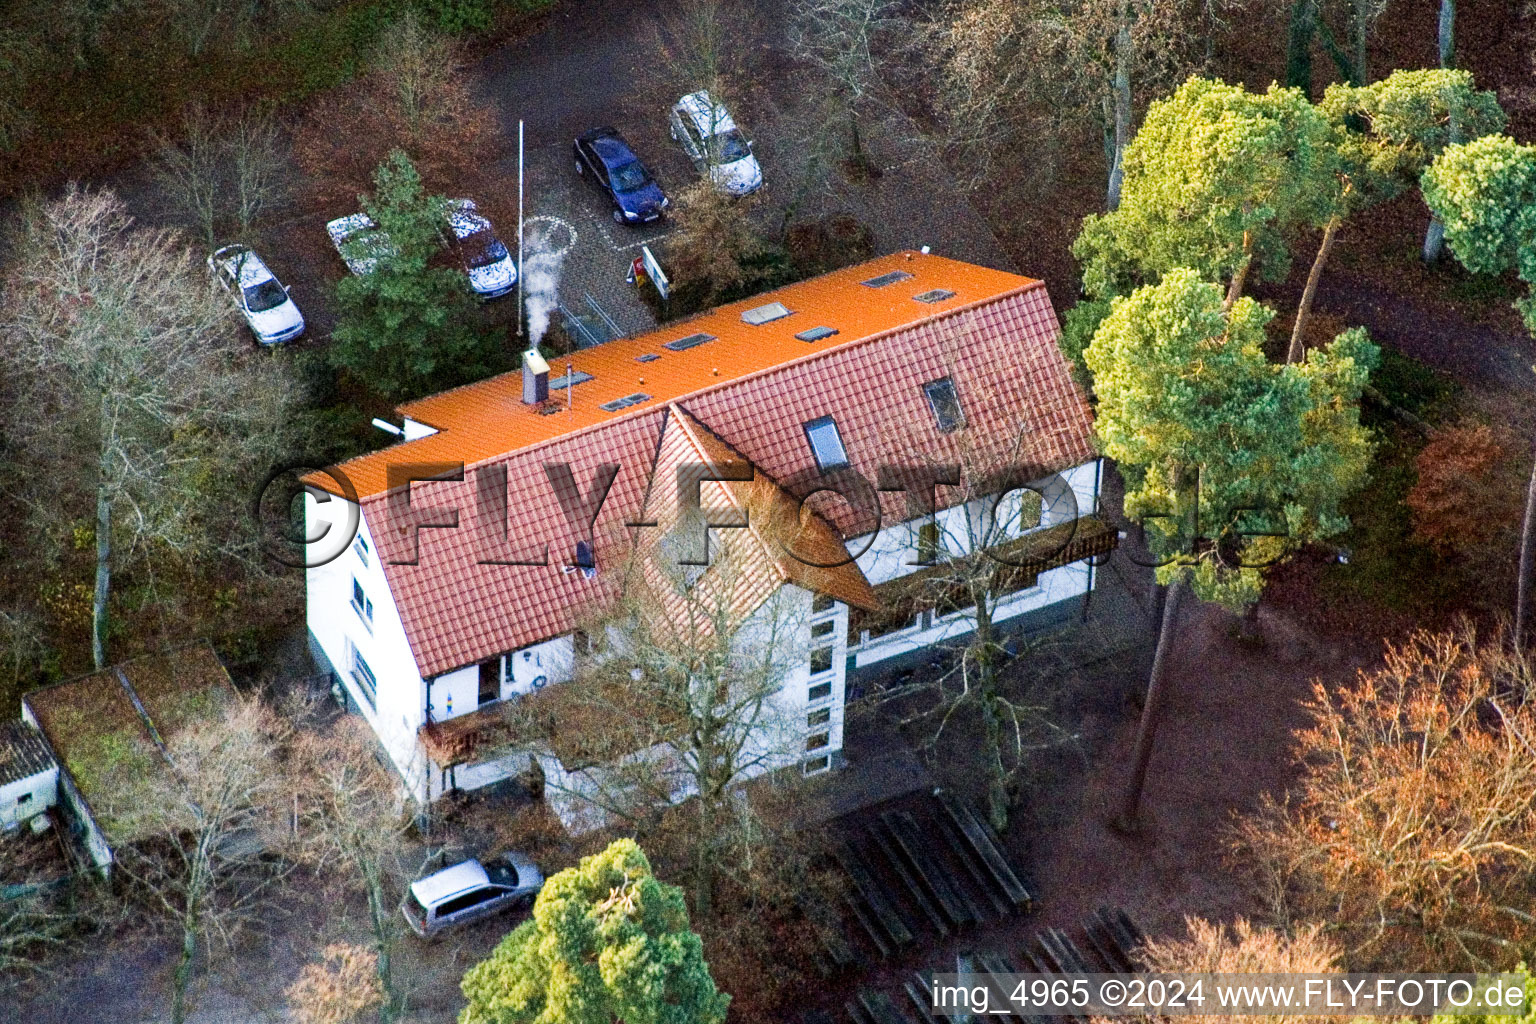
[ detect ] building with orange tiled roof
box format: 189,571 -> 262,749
303,251 -> 1115,830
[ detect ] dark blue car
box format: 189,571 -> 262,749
573,127 -> 669,225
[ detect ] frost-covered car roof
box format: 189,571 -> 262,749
210,245 -> 277,288
326,213 -> 397,275
677,90 -> 737,136
446,198 -> 492,240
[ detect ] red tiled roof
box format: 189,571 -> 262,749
344,253 -> 1095,678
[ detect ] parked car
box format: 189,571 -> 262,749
401,852 -> 544,938
325,212 -> 396,276
669,90 -> 763,196
446,198 -> 518,299
573,127 -> 669,225
327,202 -> 519,298
207,245 -> 305,345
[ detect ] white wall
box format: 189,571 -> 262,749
848,460 -> 1101,668
0,766 -> 57,830
306,500 -> 433,803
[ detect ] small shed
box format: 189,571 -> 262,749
22,642 -> 237,876
0,720 -> 57,831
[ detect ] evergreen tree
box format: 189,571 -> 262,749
459,839 -> 730,1024
331,149 -> 495,401
1084,269 -> 1376,825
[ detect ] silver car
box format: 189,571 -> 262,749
401,852 -> 543,938
207,245 -> 305,345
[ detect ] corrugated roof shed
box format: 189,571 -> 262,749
0,720 -> 55,787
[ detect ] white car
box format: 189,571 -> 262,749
669,90 -> 763,196
325,212 -> 397,277
207,245 -> 305,345
447,199 -> 518,299
326,200 -> 518,299
400,852 -> 544,938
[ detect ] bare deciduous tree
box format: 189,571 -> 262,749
665,179 -> 764,305
151,103 -> 287,247
1232,624 -> 1536,970
864,362 -> 1089,830
1,187 -> 298,669
288,720 -> 414,1022
513,538 -> 809,920
936,0 -> 1198,205
790,0 -> 905,174
293,12 -> 495,203
108,698 -> 289,1024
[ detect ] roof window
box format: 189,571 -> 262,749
914,288 -> 956,303
796,326 -> 839,343
862,270 -> 914,288
742,301 -> 792,325
803,416 -> 850,472
636,353 -> 660,363
922,377 -> 965,433
664,332 -> 716,351
550,371 -> 593,390
599,393 -> 652,412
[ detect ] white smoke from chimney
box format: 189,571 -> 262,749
522,222 -> 566,349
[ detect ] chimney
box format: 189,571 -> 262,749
522,349 -> 549,405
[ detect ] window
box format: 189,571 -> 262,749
922,377 -> 964,433
810,646 -> 833,675
351,578 -> 374,629
741,301 -> 792,325
17,792 -> 31,805
349,645 -> 378,710
550,371 -> 594,390
663,332 -> 715,351
479,659 -> 501,706
599,392 -> 651,412
808,708 -> 831,728
812,619 -> 835,639
914,288 -> 956,303
862,270 -> 913,288
916,521 -> 943,564
796,326 -> 838,343
353,533 -> 371,566
436,888 -> 496,917
808,681 -> 832,703
812,594 -> 835,614
636,353 -> 660,362
803,416 -> 849,471
804,754 -> 831,775
805,732 -> 830,752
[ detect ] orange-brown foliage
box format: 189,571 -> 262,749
1232,625 -> 1536,971
1407,422 -> 1508,555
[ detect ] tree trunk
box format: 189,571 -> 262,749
1106,23 -> 1132,212
975,603 -> 1009,832
1285,0 -> 1318,97
365,867 -> 402,1023
1516,449 -> 1536,648
1423,5 -> 1457,264
1350,0 -> 1369,85
1116,576 -> 1186,829
92,476 -> 111,671
1287,217 -> 1340,363
1224,233 -> 1254,309
171,914 -> 196,1024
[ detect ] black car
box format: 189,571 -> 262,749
573,127 -> 669,225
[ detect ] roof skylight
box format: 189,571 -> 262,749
663,332 -> 716,351
796,326 -> 839,343
862,270 -> 914,288
599,393 -> 652,412
550,371 -> 594,390
914,288 -> 956,303
742,301 -> 792,325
